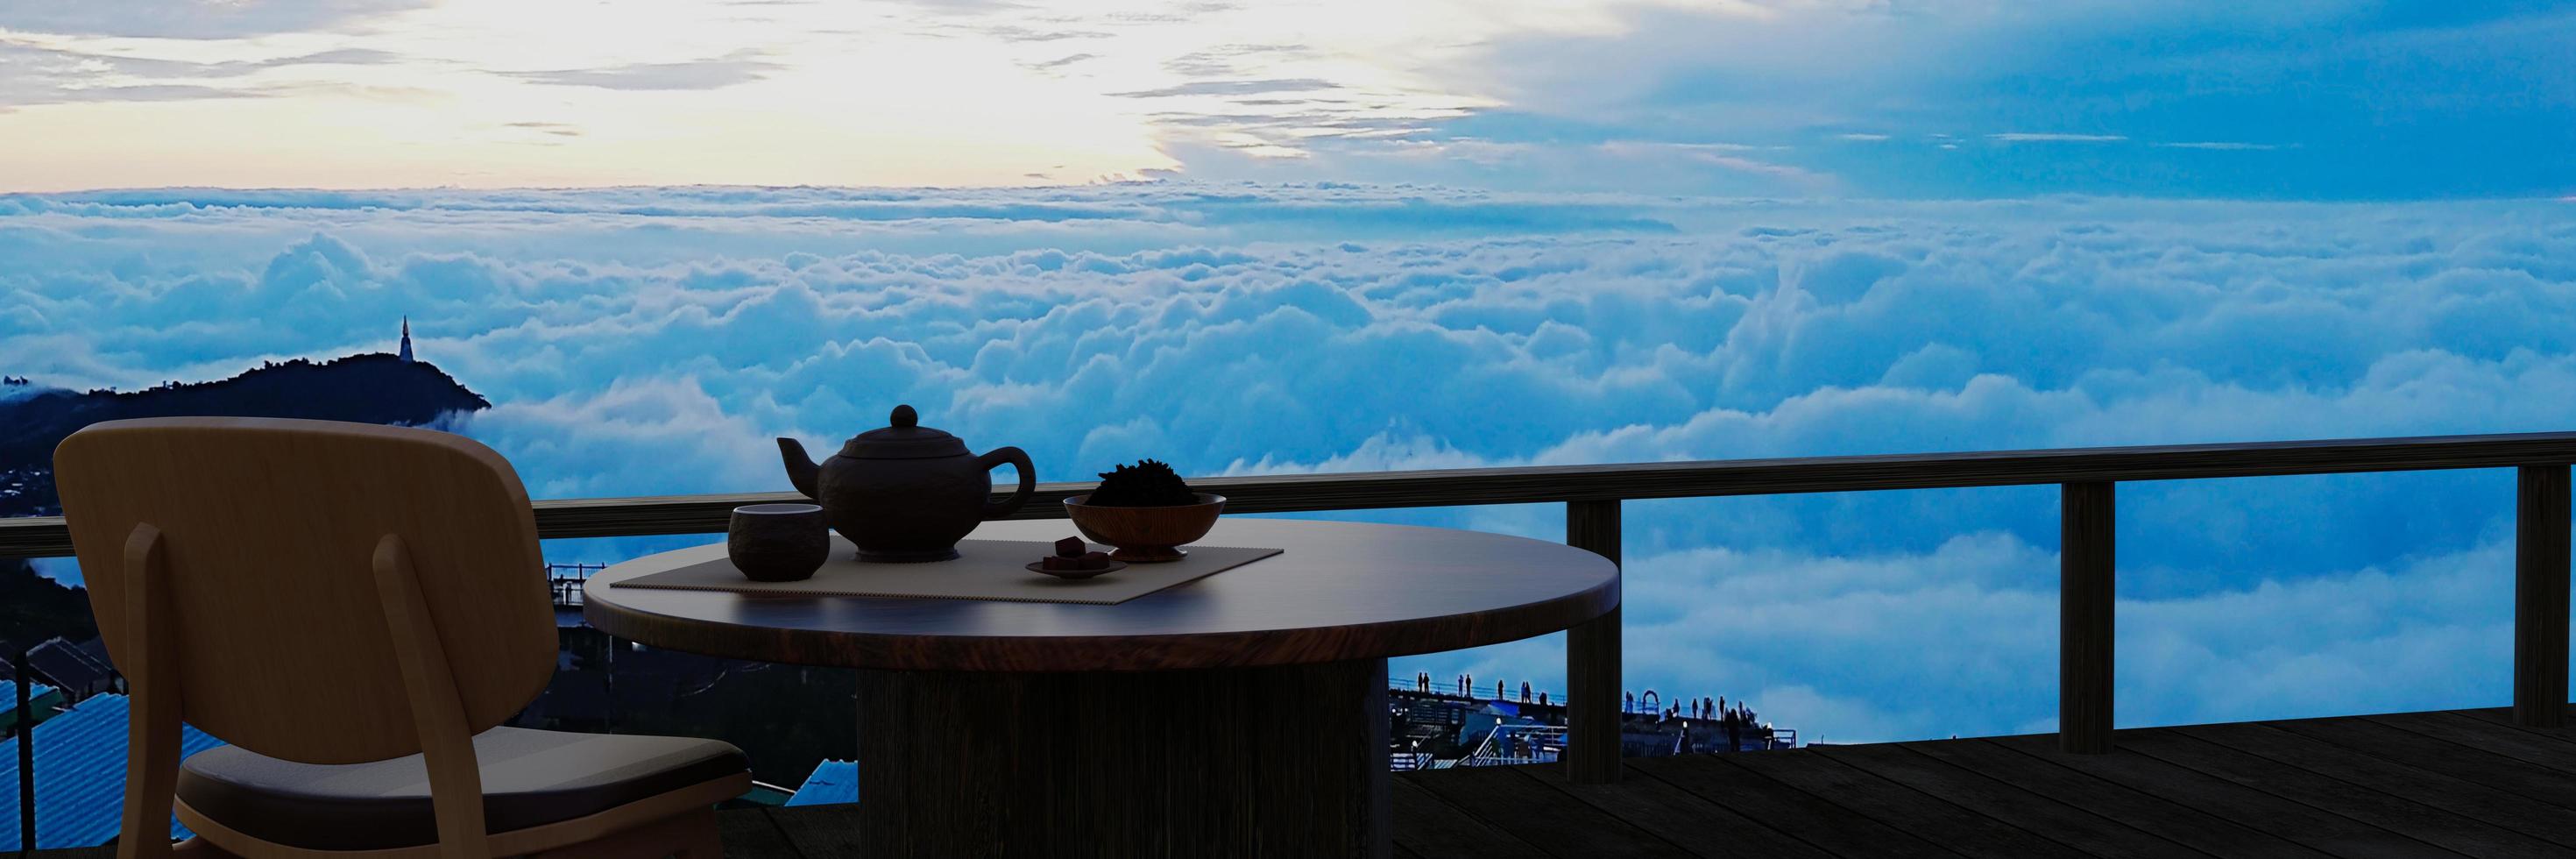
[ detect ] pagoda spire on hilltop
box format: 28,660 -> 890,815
399,316 -> 414,363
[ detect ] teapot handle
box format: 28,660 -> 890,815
977,446 -> 1036,520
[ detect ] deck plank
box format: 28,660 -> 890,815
1710,748 -> 2094,859
2119,727 -> 2565,859
2361,710 -> 2576,775
2268,714 -> 2576,812
1985,733 -> 2468,859
2443,706 -> 2576,743
2187,721 -> 2576,849
767,803 -> 866,858
1391,777 -> 1554,859
1405,763 -> 1697,858
31,848 -> 110,859
1818,740 -> 2213,859
1624,756 -> 1968,859
1904,736 -> 2332,859
1512,760 -> 1842,859
716,806 -> 803,859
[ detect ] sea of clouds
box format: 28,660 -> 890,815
6,184 -> 2573,742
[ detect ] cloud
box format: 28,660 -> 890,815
1988,132 -> 2129,143
967,25 -> 1115,42
878,0 -> 1033,15
0,0 -> 2560,196
1160,43 -> 1311,78
1024,53 -> 1098,72
2155,141 -> 2286,151
1108,78 -> 1340,99
55,46 -> 410,80
0,0 -> 430,39
0,40 -> 413,107
1433,2 -> 2574,197
0,82 -> 269,108
504,122 -> 584,138
6,185 -> 2574,741
1595,141 -> 1825,185
1395,530 -> 2527,743
504,50 -> 784,91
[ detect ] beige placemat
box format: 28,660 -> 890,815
612,538 -> 1283,606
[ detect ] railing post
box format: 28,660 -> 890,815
2516,465 -> 2570,728
2061,482 -> 2115,754
1565,499 -> 1622,784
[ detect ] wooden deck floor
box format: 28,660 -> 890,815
1392,704 -> 2576,859
30,705 -> 2576,858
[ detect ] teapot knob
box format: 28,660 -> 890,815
890,404 -> 918,428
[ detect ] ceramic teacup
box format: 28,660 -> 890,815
727,503 -> 830,582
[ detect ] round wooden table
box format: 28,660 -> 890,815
584,517 -> 1619,857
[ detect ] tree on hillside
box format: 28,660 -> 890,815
0,559 -> 96,653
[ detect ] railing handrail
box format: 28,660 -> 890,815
1463,723 -> 1568,767
10,430 -> 2576,557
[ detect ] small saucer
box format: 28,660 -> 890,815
1028,559 -> 1128,579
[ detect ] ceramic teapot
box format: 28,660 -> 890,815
777,404 -> 1035,562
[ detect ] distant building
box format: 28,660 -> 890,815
0,693 -> 225,849
4,638 -> 116,704
398,316 -> 414,363
1384,673 -> 1794,770
0,678 -> 60,735
789,760 -> 858,806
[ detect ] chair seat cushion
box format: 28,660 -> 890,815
176,727 -> 747,850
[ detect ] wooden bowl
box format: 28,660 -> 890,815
1060,493 -> 1226,563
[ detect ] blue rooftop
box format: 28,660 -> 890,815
787,759 -> 856,806
1,678 -> 55,722
1,693 -> 225,850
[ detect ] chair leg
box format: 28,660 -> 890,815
523,806 -> 723,859
669,807 -> 724,859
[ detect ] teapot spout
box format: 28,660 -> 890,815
777,437 -> 821,499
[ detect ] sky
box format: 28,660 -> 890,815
2,0 -> 2572,197
7,186 -> 2574,744
4,0 -> 2575,752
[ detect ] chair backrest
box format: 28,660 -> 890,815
54,417 -> 556,764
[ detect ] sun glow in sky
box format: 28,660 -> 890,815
0,0 -> 1582,189
1,1 -> 2571,195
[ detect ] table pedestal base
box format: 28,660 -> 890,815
855,658 -> 1391,858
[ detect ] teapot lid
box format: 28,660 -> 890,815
842,405 -> 970,459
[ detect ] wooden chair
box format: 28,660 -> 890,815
54,417 -> 752,858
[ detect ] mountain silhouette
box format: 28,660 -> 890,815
0,352 -> 491,519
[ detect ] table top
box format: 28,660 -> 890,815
583,517 -> 1619,672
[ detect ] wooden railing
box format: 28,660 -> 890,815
5,431 -> 2572,784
